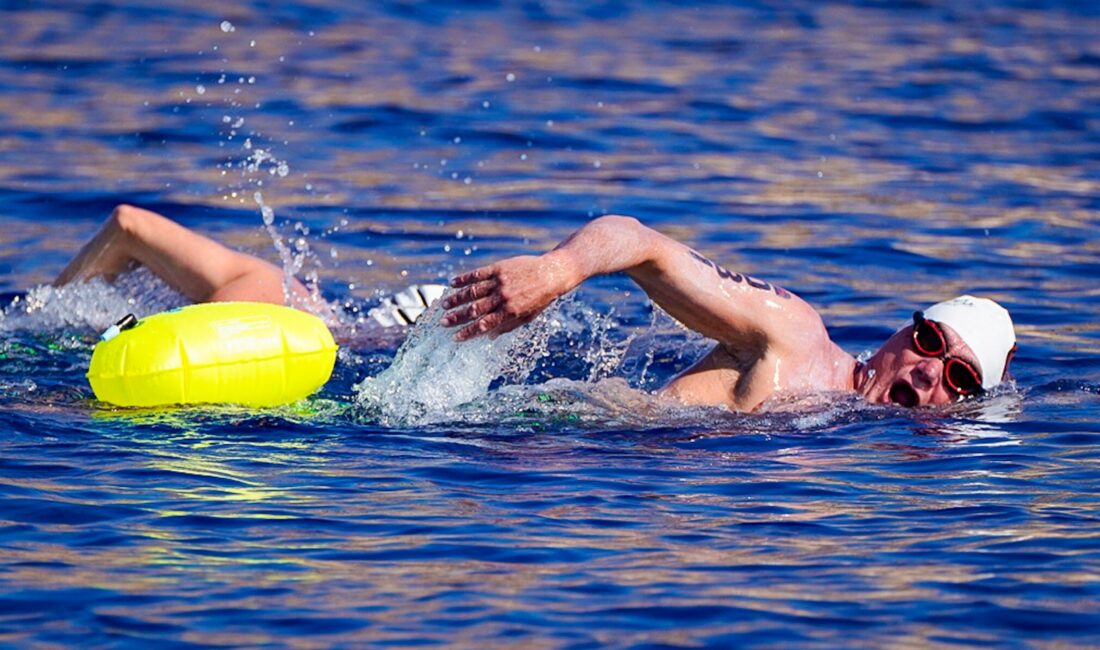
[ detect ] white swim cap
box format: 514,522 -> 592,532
922,295 -> 1016,389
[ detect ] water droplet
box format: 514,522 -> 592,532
506,73 -> 516,82
195,84 -> 206,95
220,20 -> 235,32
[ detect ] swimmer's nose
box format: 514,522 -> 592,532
911,357 -> 943,391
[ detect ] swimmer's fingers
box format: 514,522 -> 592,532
441,294 -> 502,328
454,309 -> 508,342
440,278 -> 498,311
453,306 -> 538,341
450,266 -> 494,289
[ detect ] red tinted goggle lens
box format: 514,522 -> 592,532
943,358 -> 983,396
911,313 -> 984,397
912,315 -> 947,356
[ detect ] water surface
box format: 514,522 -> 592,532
2,1 -> 1099,647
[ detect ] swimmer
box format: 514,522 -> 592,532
440,215 -> 1017,411
54,204 -> 442,327
58,207 -> 1017,411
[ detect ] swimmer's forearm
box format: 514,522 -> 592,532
55,211 -> 135,285
443,215 -> 674,340
550,215 -> 787,347
56,205 -> 301,306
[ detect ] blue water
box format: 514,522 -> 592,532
3,1 -> 1100,647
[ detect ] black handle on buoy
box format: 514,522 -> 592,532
99,313 -> 138,342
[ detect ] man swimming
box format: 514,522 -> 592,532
438,215 -> 1017,411
57,206 -> 1016,411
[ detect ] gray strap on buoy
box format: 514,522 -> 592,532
99,314 -> 138,342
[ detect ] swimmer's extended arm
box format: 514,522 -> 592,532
442,215 -> 824,355
55,204 -> 304,305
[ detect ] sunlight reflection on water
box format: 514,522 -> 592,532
1,1 -> 1099,647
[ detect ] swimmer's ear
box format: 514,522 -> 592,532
1001,343 -> 1018,382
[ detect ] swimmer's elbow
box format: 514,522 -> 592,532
591,214 -> 639,225
109,204 -> 148,241
587,215 -> 665,261
590,214 -> 645,234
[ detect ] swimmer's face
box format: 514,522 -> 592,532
860,320 -> 983,408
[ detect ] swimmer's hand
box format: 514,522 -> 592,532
441,253 -> 574,341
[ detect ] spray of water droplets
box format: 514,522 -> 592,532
354,298 -> 562,426
200,18 -> 328,313
0,269 -> 186,335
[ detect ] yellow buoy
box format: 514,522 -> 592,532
87,302 -> 337,407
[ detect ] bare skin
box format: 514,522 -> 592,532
440,215 -> 985,412
56,204 -> 308,305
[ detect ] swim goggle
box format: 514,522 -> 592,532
911,311 -> 984,399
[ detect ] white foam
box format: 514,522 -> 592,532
354,298 -> 562,425
0,269 -> 186,335
352,296 -> 738,428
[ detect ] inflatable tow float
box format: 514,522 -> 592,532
87,302 -> 337,407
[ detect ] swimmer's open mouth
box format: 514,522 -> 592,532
889,381 -> 919,408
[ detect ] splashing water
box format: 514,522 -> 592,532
0,269 -> 186,335
354,298 -> 564,425
202,27 -> 324,316
351,295 -> 782,428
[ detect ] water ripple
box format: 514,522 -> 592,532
2,0 -> 1100,647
